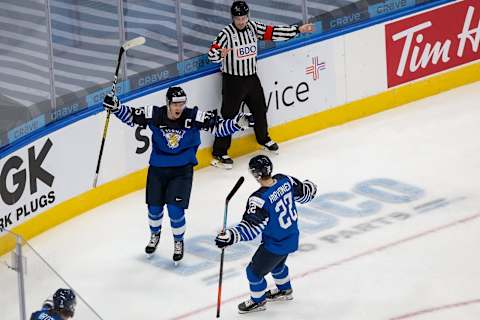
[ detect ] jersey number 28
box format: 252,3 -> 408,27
275,193 -> 297,229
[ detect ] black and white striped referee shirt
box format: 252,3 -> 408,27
208,20 -> 299,76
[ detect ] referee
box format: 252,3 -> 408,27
208,1 -> 314,169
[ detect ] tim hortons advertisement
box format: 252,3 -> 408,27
385,0 -> 480,87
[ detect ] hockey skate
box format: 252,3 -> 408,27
265,288 -> 293,302
173,240 -> 184,266
238,299 -> 266,314
145,232 -> 160,254
210,155 -> 234,170
262,140 -> 279,154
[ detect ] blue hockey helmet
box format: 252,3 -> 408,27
231,1 -> 249,16
249,155 -> 272,179
53,288 -> 76,317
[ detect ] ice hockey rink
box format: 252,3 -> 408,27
2,81 -> 480,319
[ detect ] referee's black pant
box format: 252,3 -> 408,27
212,73 -> 271,157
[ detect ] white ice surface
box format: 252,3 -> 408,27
2,82 -> 480,320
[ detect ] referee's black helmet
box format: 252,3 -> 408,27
231,1 -> 249,16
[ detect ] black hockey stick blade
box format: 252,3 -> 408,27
226,176 -> 244,202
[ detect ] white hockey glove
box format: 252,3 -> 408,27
215,229 -> 236,249
234,112 -> 255,130
103,92 -> 119,113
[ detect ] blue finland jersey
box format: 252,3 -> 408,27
30,310 -> 62,320
230,174 -> 317,255
113,104 -> 240,167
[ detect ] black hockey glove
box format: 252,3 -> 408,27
103,92 -> 119,113
303,179 -> 317,196
205,109 -> 218,125
234,112 -> 255,130
200,109 -> 219,132
296,179 -> 317,203
215,229 -> 235,248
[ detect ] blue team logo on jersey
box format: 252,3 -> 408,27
161,129 -> 185,149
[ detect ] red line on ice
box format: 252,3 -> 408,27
389,299 -> 480,319
171,213 -> 480,320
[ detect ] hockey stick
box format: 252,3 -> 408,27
93,36 -> 145,188
216,176 -> 245,318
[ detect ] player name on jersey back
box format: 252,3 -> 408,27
32,312 -> 59,320
268,182 -> 291,203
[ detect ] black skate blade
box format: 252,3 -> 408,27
238,305 -> 266,314
261,146 -> 279,155
266,295 -> 293,302
210,160 -> 233,170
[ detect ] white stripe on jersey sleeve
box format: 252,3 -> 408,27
115,104 -> 134,127
231,217 -> 269,242
212,118 -> 240,137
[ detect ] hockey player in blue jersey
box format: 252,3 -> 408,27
30,288 -> 76,320
103,86 -> 252,262
215,155 -> 317,313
